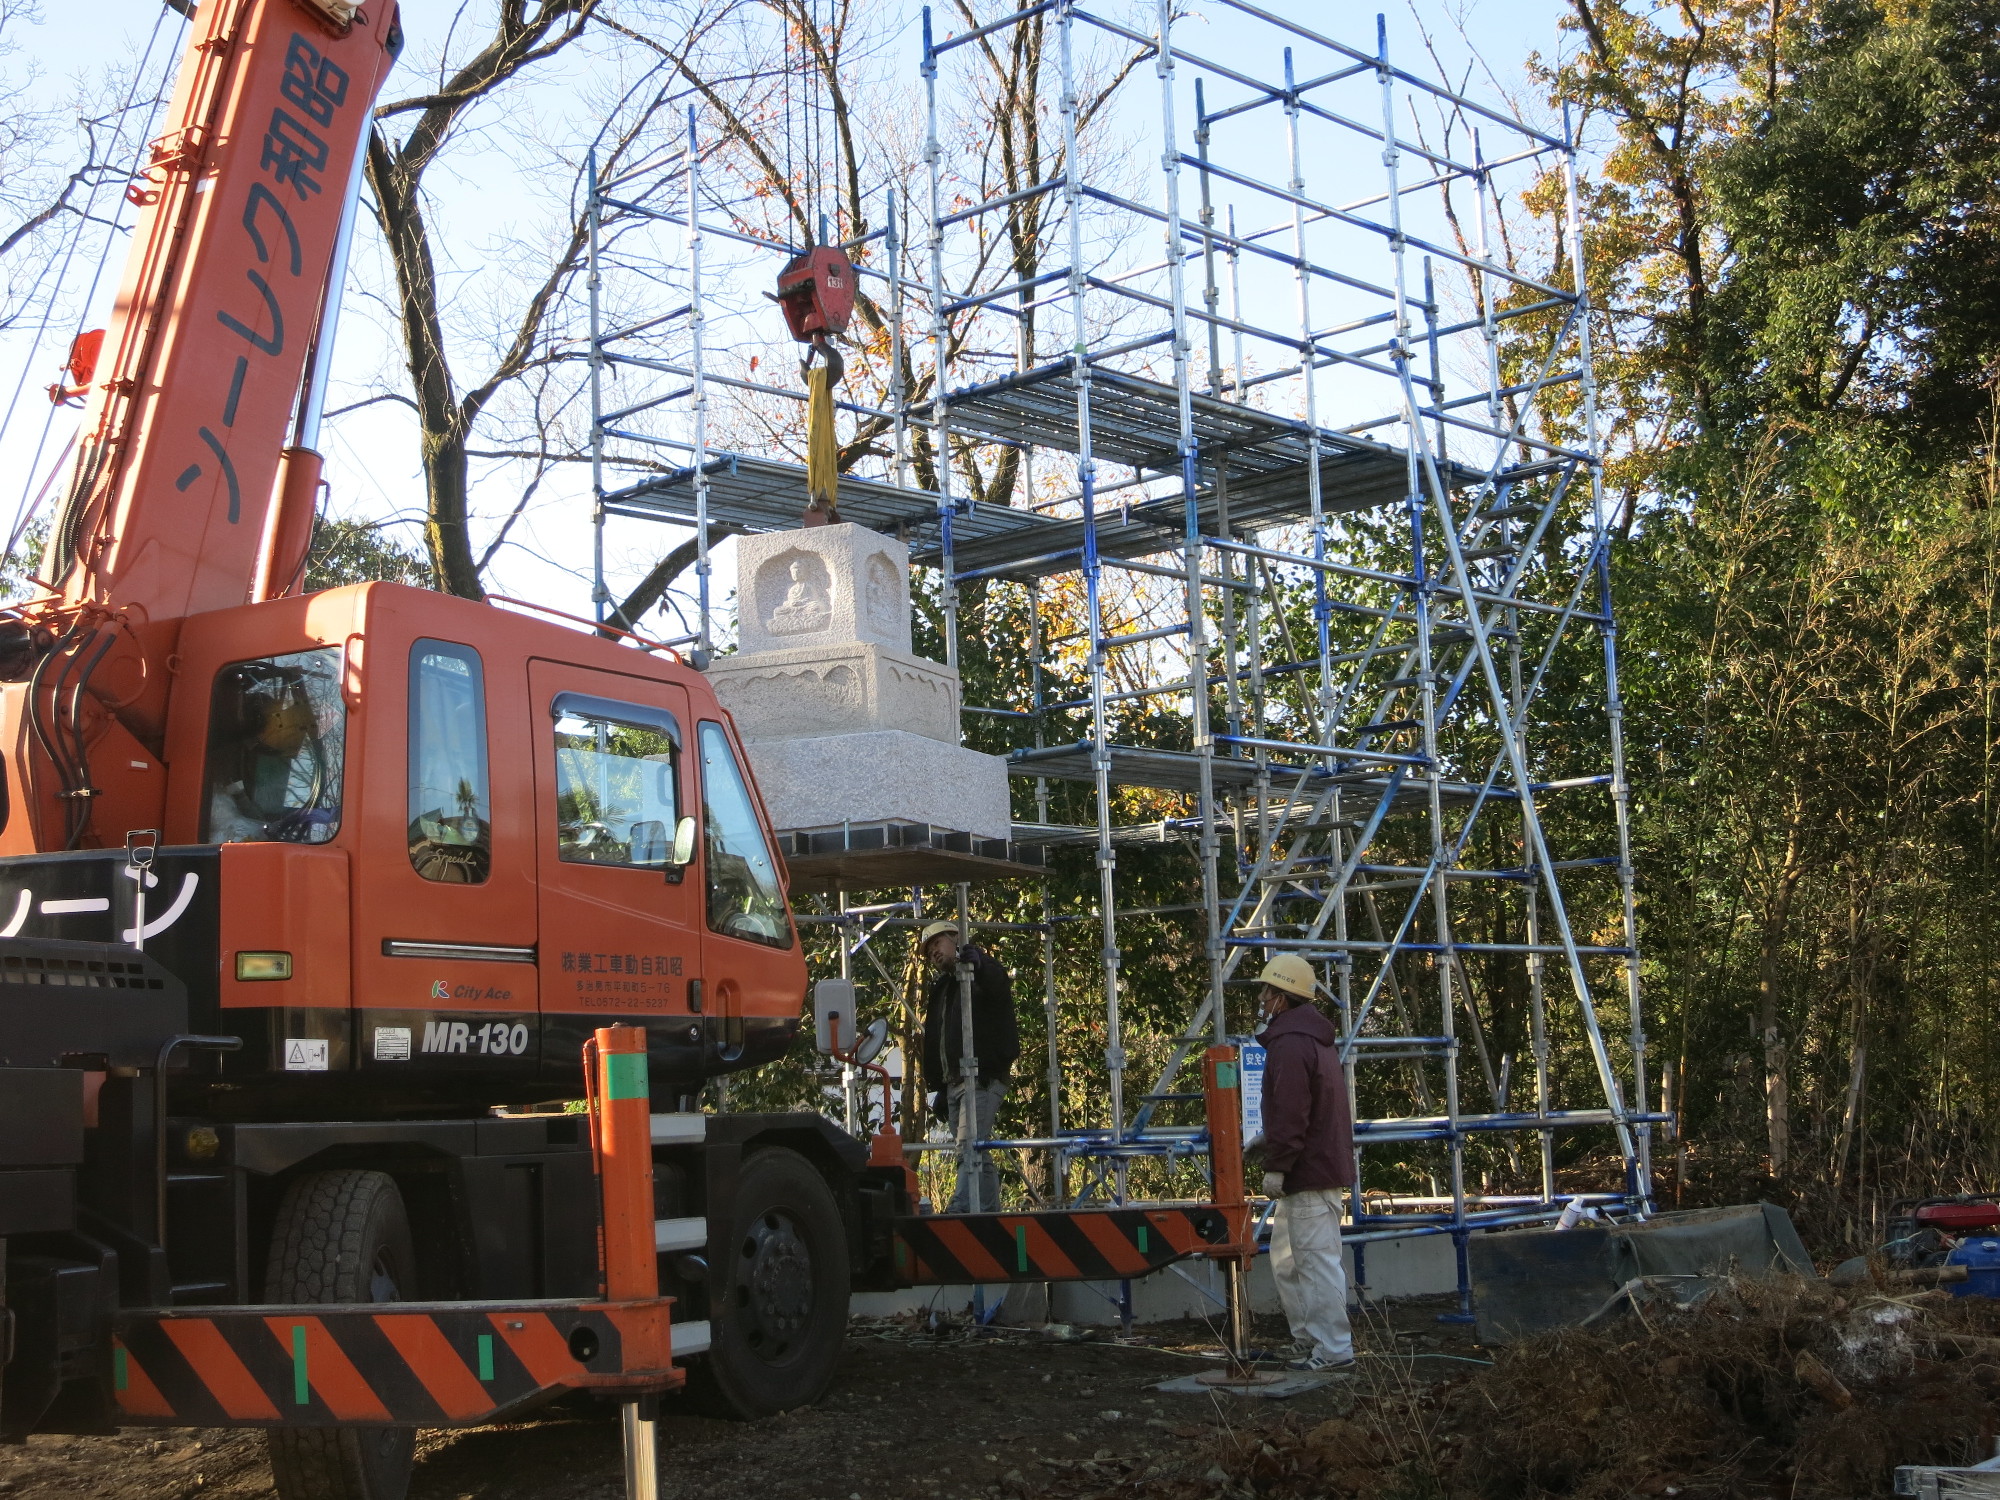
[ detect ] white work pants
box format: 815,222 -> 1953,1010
1270,1186 -> 1353,1362
945,1079 -> 1007,1213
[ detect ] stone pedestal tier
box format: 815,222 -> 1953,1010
706,642 -> 959,745
739,731 -> 1013,843
710,522 -> 1015,863
736,524 -> 913,656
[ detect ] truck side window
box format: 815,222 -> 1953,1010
408,640 -> 491,883
553,696 -> 680,871
698,721 -> 790,947
202,647 -> 345,845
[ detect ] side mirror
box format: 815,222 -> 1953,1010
813,978 -> 855,1054
671,815 -> 698,867
853,1017 -> 889,1067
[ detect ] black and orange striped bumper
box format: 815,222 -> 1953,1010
893,1205 -> 1237,1284
112,1299 -> 679,1427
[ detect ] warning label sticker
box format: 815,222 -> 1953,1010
372,1027 -> 412,1062
283,1038 -> 330,1072
1238,1041 -> 1266,1141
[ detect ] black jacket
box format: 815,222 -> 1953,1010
920,945 -> 1019,1094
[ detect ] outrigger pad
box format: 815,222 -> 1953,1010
894,1206 -> 1231,1285
112,1299 -> 679,1427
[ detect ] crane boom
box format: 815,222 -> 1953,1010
46,0 -> 399,629
0,0 -> 400,853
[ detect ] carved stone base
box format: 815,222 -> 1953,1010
736,730 -> 1013,842
735,523 -> 913,655
707,643 -> 961,745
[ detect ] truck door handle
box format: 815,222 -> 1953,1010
688,978 -> 702,1014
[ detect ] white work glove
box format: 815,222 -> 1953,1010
1261,1171 -> 1286,1198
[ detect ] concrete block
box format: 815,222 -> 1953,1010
1349,1231 -> 1460,1301
1050,1263 -> 1232,1324
708,642 -> 960,744
739,729 -> 1013,841
736,523 -> 912,655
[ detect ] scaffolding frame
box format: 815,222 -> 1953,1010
581,0 -> 1662,1306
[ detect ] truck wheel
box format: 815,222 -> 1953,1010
263,1170 -> 417,1500
692,1146 -> 849,1418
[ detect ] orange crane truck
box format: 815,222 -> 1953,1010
0,4 -> 1246,1497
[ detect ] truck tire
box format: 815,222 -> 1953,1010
263,1170 -> 418,1500
692,1146 -> 849,1418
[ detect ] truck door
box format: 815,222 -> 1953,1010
355,634 -> 541,1096
693,717 -> 804,1072
528,661 -> 700,1082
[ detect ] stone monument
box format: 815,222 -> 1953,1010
706,523 -> 1012,841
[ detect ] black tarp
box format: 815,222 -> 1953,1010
1468,1202 -> 1814,1341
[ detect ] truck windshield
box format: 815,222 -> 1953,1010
698,721 -> 790,947
202,647 -> 345,845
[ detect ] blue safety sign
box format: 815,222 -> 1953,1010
1236,1040 -> 1266,1142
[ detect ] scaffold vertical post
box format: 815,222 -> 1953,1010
920,8 -> 961,674
685,105 -> 713,663
886,187 -> 908,490
586,147 -> 607,629
954,882 -> 982,1213
1053,0 -> 1124,1146
1564,102 -> 1651,1210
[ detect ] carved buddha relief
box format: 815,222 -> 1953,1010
864,552 -> 903,635
758,551 -> 832,638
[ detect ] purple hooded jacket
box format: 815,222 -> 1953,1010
1257,1001 -> 1356,1192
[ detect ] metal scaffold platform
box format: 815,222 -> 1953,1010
579,0 -> 1659,1313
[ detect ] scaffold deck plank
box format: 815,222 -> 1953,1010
596,395 -> 1482,581
924,363 -> 1479,493
1007,741 -> 1278,793
600,453 -> 962,538
1007,741 -> 1493,804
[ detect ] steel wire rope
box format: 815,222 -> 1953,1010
782,1 -> 795,240
0,19 -> 171,462
4,4 -> 185,559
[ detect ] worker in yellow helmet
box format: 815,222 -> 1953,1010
1254,953 -> 1357,1374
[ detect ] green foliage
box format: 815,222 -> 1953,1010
0,518 -> 45,603
1552,0 -> 2000,1246
1708,0 -> 2000,437
303,516 -> 428,593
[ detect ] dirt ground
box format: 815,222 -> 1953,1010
0,1303 -> 1481,1500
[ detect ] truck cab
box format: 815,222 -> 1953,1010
0,584 -> 807,1118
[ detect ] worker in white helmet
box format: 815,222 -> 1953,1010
917,918 -> 1018,1213
1254,953 -> 1358,1373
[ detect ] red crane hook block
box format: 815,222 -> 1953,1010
774,245 -> 857,342
47,328 -> 104,406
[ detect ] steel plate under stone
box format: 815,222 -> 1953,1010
774,821 -> 1045,893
